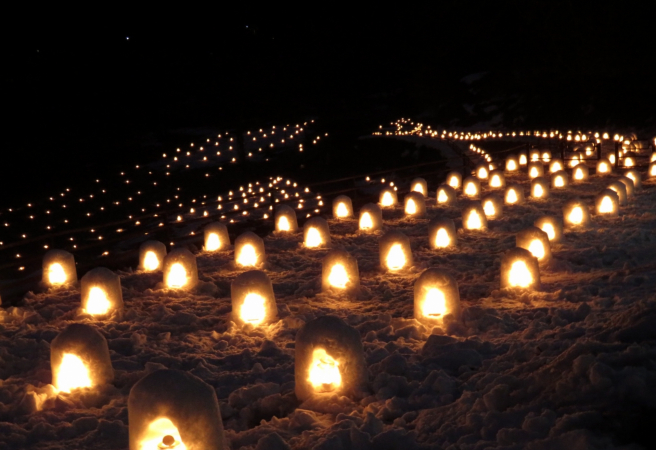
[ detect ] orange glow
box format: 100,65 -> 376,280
508,261 -> 532,287
206,233 -> 220,251
533,184 -> 544,198
448,176 -> 460,189
421,288 -> 447,318
360,212 -> 373,229
464,182 -> 477,196
506,189 -> 518,203
490,174 -> 502,187
599,196 -> 614,213
166,263 -> 187,288
554,176 -> 564,187
55,353 -> 92,393
305,228 -> 322,248
506,160 -> 517,171
49,263 -> 66,284
477,167 -> 488,178
574,168 -> 584,180
435,228 -> 450,248
569,206 -> 583,224
143,251 -> 160,271
483,200 -> 495,216
240,293 -> 266,325
405,199 -> 417,214
278,216 -> 290,231
336,202 -> 349,217
381,192 -> 394,206
328,263 -> 349,288
139,418 -> 187,450
86,287 -> 111,315
598,162 -> 609,173
466,210 -> 482,229
308,348 -> 341,392
237,244 -> 257,266
528,239 -> 545,260
540,223 -> 555,241
530,167 -> 539,178
412,183 -> 425,195
386,244 -> 406,270
437,189 -> 448,203
519,154 -> 527,165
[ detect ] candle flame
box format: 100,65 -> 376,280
328,263 -> 349,288
308,348 -> 341,392
166,263 -> 187,288
49,263 -> 66,284
599,196 -> 614,213
86,287 -> 111,315
599,162 -> 608,173
506,189 -> 518,204
55,353 -> 92,393
240,293 -> 266,325
206,233 -> 221,251
464,182 -> 477,197
405,198 -> 417,214
381,192 -> 394,206
237,244 -> 258,266
490,174 -> 502,187
483,200 -> 495,217
574,168 -> 583,180
435,228 -> 450,248
519,154 -> 527,165
139,418 -> 187,450
448,176 -> 460,189
533,183 -> 544,198
360,212 -> 373,229
508,261 -> 532,288
437,189 -> 448,203
467,209 -> 482,229
143,251 -> 160,271
530,167 -> 539,178
278,216 -> 290,231
305,227 -> 322,247
507,160 -> 517,171
477,167 -> 488,178
422,288 -> 447,318
336,202 -> 349,217
386,244 -> 406,270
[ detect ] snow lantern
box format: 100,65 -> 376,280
482,194 -> 503,219
50,323 -> 113,393
516,226 -> 552,265
231,270 -> 277,326
294,315 -> 367,401
541,151 -> 551,162
617,176 -> 635,198
596,158 -> 612,175
379,230 -> 413,271
504,184 -> 525,205
649,161 -> 656,177
475,163 -> 489,180
128,369 -> 226,450
411,177 -> 428,196
623,156 -> 635,167
529,149 -> 541,162
234,231 -> 265,268
572,163 -> 589,181
303,217 -> 331,248
519,152 -> 528,166
428,217 -> 457,249
528,161 -> 544,179
446,171 -> 462,190
607,181 -> 628,205
404,192 -> 426,217
42,249 -> 77,287
530,177 -> 550,199
563,199 -> 591,228
595,189 -> 620,216
204,222 -> 230,252
463,176 -> 481,198
359,203 -> 383,232
505,155 -> 519,172
624,169 -> 642,189
551,170 -> 569,189
488,170 -> 506,189
333,195 -> 354,219
461,202 -> 488,230
163,248 -> 198,290
413,269 -> 461,325
549,158 -> 564,173
322,250 -> 360,292
80,267 -> 123,316
652,152 -> 656,163
534,215 -> 563,243
139,241 -> 167,272
436,184 -> 457,205
500,248 -> 540,289
275,205 -> 298,232
379,188 -> 398,207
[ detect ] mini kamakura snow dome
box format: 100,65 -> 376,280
274,205 -> 298,232
482,194 -> 503,219
505,155 -> 519,172
617,176 -> 635,198
204,222 -> 230,251
333,195 -> 354,219
596,158 -> 612,175
413,269 -> 462,325
436,184 -> 457,205
234,231 -> 265,268
518,151 -> 528,166
534,215 -> 563,243
461,202 -> 487,230
607,181 -> 628,205
623,155 -> 635,167
500,247 -> 540,290
462,176 -> 481,198
445,171 -> 462,190
404,192 -> 426,218
42,249 -> 77,287
624,170 -> 642,190
595,189 -> 620,216
163,248 -> 198,290
379,230 -> 413,271
231,270 -> 278,327
516,226 -> 552,265
488,170 -> 506,189
529,149 -> 541,162
428,217 -> 457,249
530,177 -> 550,199
572,163 -> 590,181
410,177 -> 428,196
504,184 -> 525,205
549,158 -> 564,173
551,170 -> 569,189
139,241 -> 167,272
321,250 -> 360,292
528,161 -> 544,179
379,187 -> 398,207
295,315 -> 367,402
563,198 -> 591,228
128,369 -> 226,450
475,163 -> 489,180
541,150 -> 552,162
358,203 -> 383,232
303,217 -> 331,248
80,267 -> 124,316
50,323 -> 113,393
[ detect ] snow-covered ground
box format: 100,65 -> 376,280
1,149 -> 655,449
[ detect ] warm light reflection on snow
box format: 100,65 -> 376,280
166,263 -> 187,288
308,348 -> 341,392
86,287 -> 111,315
55,353 -> 92,393
205,233 -> 221,251
435,228 -> 450,248
305,227 -> 322,247
328,263 -> 349,288
508,261 -> 532,287
386,244 -> 406,270
240,293 -> 266,325
422,288 -> 447,318
237,244 -> 258,266
359,212 -> 373,229
48,263 -> 66,284
139,418 -> 187,450
143,251 -> 160,271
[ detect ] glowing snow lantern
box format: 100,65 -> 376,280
505,156 -> 519,172
303,217 -> 331,248
475,163 -> 489,179
482,194 -> 503,219
528,161 -> 544,179
500,248 -> 540,289
333,195 -> 354,219
541,151 -> 551,162
42,249 -> 77,287
379,188 -> 398,207
551,170 -> 569,189
563,199 -> 591,228
572,163 -> 589,181
488,170 -> 506,189
231,270 -> 277,326
463,176 -> 481,198
518,152 -> 528,166
204,222 -> 230,251
414,269 -> 462,325
436,184 -> 457,205
275,205 -> 298,232
295,315 -> 367,401
504,184 -> 525,205
549,159 -> 564,173
650,161 -> 656,177
404,192 -> 426,217
51,324 -> 113,393
534,215 -> 563,243
428,217 -> 457,249
596,158 -> 612,175
138,240 -> 167,272
379,230 -> 413,271
129,369 -> 226,450
617,176 -> 635,198
608,153 -> 616,164
607,181 -> 628,205
530,177 -> 550,199
358,203 -> 383,232
516,226 -> 551,265
529,149 -> 541,162
162,248 -> 198,290
446,171 -> 462,190
461,202 -> 487,230
595,189 -> 619,216
322,250 -> 360,292
80,268 -> 123,316
623,156 -> 635,167
411,177 -> 428,196
235,231 -> 265,268
624,170 -> 642,189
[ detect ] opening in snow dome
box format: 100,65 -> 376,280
518,152 -> 528,166
231,270 -> 277,327
516,226 -> 552,265
530,177 -> 550,199
42,249 -> 77,287
650,161 -> 656,178
234,231 -> 265,268
379,187 -> 398,208
129,369 -> 226,450
624,170 -> 642,189
303,217 -> 331,248
607,181 -> 628,205
549,158 -> 564,173
358,203 -> 383,232
572,163 -> 589,181
608,153 -> 617,165
504,184 -> 525,205
321,250 -> 360,292
50,323 -> 113,394
404,192 -> 426,217
475,163 -> 489,180
436,184 -> 457,205
505,155 -> 519,172
139,241 -> 167,272
595,189 -> 620,216
541,151 -> 551,162
428,217 -> 457,249
529,149 -> 541,162
275,204 -> 298,232
295,315 -> 367,401
528,161 -> 544,179
596,158 -> 612,175
617,176 -> 635,198
551,170 -> 569,189
414,269 -> 461,325
379,230 -> 413,271
482,194 -> 503,219
563,198 -> 591,228
163,248 -> 198,290
410,177 -> 427,196
462,176 -> 481,198
80,267 -> 124,316
461,202 -> 487,231
445,171 -> 462,190
332,195 -> 354,219
488,170 -> 506,189
652,152 -> 656,163
534,215 -> 563,243
623,156 -> 635,167
204,222 -> 230,251
500,247 -> 540,290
